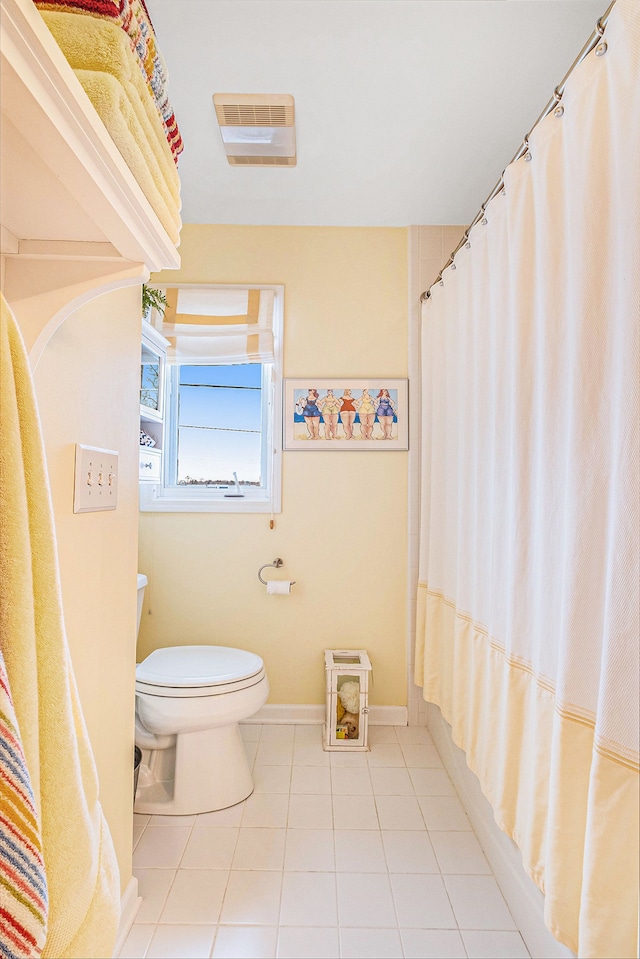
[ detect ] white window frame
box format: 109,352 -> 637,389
139,284 -> 283,513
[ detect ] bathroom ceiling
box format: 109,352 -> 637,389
146,0 -> 606,228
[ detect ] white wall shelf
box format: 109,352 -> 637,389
0,0 -> 180,362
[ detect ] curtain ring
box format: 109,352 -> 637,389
595,16 -> 607,54
519,135 -> 532,162
553,87 -> 563,103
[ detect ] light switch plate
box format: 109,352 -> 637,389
74,444 -> 118,513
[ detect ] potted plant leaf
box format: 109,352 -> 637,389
142,284 -> 167,321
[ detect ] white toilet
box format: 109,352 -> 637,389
134,575 -> 269,815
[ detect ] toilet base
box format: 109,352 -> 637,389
134,721 -> 254,816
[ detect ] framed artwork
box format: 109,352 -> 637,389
283,379 -> 408,450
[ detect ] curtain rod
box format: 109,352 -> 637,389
420,0 -> 617,302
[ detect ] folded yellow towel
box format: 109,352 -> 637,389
40,10 -> 181,208
76,69 -> 182,244
0,293 -> 120,959
33,0 -> 184,162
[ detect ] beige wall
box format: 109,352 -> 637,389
33,285 -> 141,894
140,224 -> 409,706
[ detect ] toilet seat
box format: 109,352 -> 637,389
136,645 -> 265,699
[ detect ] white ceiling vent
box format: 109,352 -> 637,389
228,156 -> 296,167
213,94 -> 296,167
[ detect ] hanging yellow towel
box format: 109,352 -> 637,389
0,293 -> 120,958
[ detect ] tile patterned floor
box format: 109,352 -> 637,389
120,725 -> 531,959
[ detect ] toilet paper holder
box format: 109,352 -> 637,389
257,558 -> 296,586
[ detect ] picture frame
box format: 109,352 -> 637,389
283,378 -> 408,450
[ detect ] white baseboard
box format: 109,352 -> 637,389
425,703 -> 575,959
369,705 -> 407,725
112,876 -> 141,958
245,704 -> 408,726
246,703 -> 324,724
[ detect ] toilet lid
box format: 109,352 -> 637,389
136,645 -> 264,688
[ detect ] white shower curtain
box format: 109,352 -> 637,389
415,3 -> 639,957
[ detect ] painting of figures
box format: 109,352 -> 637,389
283,379 -> 408,450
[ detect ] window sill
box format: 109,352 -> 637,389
139,484 -> 280,513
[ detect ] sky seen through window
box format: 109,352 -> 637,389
177,364 -> 262,485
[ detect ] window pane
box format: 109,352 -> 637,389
176,364 -> 262,486
140,363 -> 160,411
179,385 -> 262,432
179,364 -> 262,388
177,427 -> 261,486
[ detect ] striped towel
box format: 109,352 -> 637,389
0,651 -> 47,959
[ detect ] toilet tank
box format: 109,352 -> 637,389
137,574 -> 148,636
